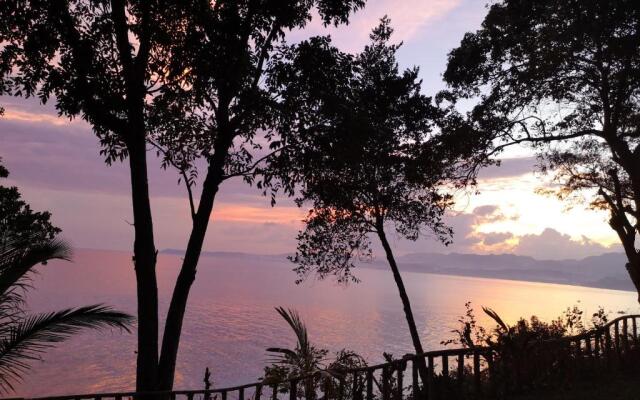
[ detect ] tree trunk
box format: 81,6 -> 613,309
157,166 -> 224,390
625,260 -> 640,304
608,206 -> 640,304
128,137 -> 160,393
376,223 -> 430,388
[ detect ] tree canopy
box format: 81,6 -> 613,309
444,0 -> 640,299
0,0 -> 367,391
269,18 -> 477,283
266,19 -> 483,384
0,159 -> 60,245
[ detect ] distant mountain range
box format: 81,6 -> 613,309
161,249 -> 633,292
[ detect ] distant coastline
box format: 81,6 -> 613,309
160,249 -> 634,293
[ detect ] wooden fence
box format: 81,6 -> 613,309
9,314 -> 640,400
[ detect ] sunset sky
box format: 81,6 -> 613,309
0,0 -> 622,260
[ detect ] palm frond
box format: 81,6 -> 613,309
0,238 -> 72,298
274,307 -> 310,353
483,307 -> 509,332
0,304 -> 133,392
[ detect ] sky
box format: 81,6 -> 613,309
0,0 -> 622,260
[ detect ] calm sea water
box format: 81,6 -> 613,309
17,250 -> 640,397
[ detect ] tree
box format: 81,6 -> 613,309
0,0 -> 365,391
264,307 -> 366,400
0,161 -> 133,393
443,0 -> 640,301
268,19 -> 479,384
0,157 -> 60,247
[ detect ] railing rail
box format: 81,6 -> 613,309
9,314 -> 640,400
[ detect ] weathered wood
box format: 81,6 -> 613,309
255,385 -> 263,400
187,393 -> 194,400
239,388 -> 245,400
221,391 -> 227,400
594,333 -> 601,359
457,354 -> 464,381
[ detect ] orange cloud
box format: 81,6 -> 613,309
3,108 -> 75,126
211,204 -> 305,225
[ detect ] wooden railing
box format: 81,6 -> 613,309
9,314 -> 640,400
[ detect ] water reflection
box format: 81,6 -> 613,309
18,250 -> 639,396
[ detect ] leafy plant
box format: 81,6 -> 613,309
0,161 -> 133,392
264,307 -> 366,399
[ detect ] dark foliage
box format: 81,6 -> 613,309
267,17 -> 486,385
0,0 -> 365,391
443,303 -> 626,398
270,18 -> 477,284
0,159 -> 60,246
443,0 -> 640,300
263,307 -> 366,400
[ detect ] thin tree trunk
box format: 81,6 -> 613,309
375,223 -> 430,388
157,164 -> 225,389
128,137 -> 160,393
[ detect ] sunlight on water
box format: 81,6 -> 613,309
17,250 -> 639,397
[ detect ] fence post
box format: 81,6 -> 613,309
473,351 -> 481,396
351,372 -> 360,400
366,370 -> 373,400
382,366 -> 391,400
614,320 -> 621,357
412,358 -> 420,400
622,318 -> 630,353
396,363 -> 404,400
605,328 -> 613,361
427,355 -> 435,400
324,377 -> 332,400
441,356 -> 448,379
290,379 -> 297,400
457,353 -> 465,382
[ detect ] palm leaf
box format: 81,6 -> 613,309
483,307 -> 509,332
0,304 -> 133,392
274,307 -> 310,353
0,238 -> 72,298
